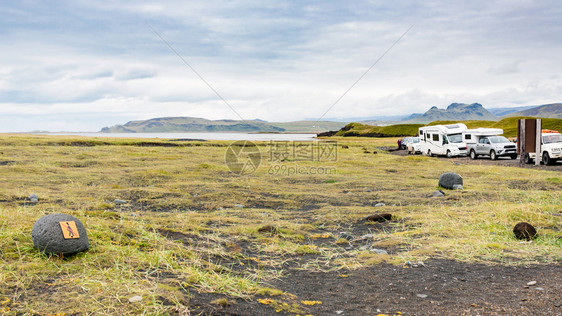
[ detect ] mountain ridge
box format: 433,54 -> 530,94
100,117 -> 348,133
504,103 -> 562,119
401,103 -> 497,123
100,103 -> 562,133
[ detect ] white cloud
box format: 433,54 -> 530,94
0,1 -> 561,131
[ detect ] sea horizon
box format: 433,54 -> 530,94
14,132 -> 320,141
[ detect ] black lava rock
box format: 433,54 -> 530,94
365,213 -> 393,222
32,213 -> 89,255
258,225 -> 278,234
513,222 -> 537,240
438,172 -> 463,190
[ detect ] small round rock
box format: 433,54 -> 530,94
364,213 -> 393,222
29,193 -> 39,203
113,199 -> 127,205
438,172 -> 463,190
32,213 -> 89,255
432,190 -> 445,197
257,225 -> 278,234
513,222 -> 537,240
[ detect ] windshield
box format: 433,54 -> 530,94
542,134 -> 562,144
412,138 -> 420,143
488,136 -> 510,143
446,133 -> 463,143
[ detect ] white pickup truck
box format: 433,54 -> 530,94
525,131 -> 562,165
463,128 -> 517,160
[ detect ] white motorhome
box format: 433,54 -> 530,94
418,123 -> 468,157
463,128 -> 517,160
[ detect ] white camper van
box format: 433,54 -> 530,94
463,128 -> 517,160
418,123 -> 468,157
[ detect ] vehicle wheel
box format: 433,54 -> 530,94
490,150 -> 497,160
510,154 -> 517,159
427,150 -> 432,157
524,153 -> 533,164
446,150 -> 452,158
469,150 -> 477,160
542,152 -> 553,165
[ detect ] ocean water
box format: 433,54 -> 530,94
33,132 -> 319,141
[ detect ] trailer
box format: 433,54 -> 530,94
418,123 -> 468,157
463,128 -> 517,160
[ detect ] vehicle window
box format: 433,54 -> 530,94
464,134 -> 471,140
432,134 -> 439,142
489,136 -> 510,143
479,138 -> 485,144
447,133 -> 463,143
543,134 -> 562,144
412,138 -> 420,143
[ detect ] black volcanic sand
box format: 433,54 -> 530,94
187,259 -> 561,315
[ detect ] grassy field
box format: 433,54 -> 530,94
0,134 -> 560,315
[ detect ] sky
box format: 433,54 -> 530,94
0,0 -> 561,132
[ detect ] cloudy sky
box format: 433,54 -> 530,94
1,0 -> 561,132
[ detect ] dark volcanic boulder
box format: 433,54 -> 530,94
513,222 -> 537,240
32,213 -> 89,255
257,225 -> 278,234
364,213 -> 393,222
438,172 -> 463,190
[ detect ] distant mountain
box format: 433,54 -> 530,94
402,112 -> 423,121
402,103 -> 497,123
503,103 -> 562,119
100,117 -> 347,133
100,117 -> 282,133
325,114 -> 410,122
487,106 -> 535,116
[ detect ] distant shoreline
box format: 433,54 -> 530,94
12,132 -> 319,141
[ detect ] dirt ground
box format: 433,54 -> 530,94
185,149 -> 562,316
188,259 -> 561,315
388,148 -> 562,171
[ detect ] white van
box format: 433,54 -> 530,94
419,123 -> 468,157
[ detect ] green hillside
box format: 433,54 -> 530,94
334,123 -> 424,137
331,117 -> 562,138
269,121 -> 348,133
504,103 -> 562,119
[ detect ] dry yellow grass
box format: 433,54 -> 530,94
0,134 -> 560,314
